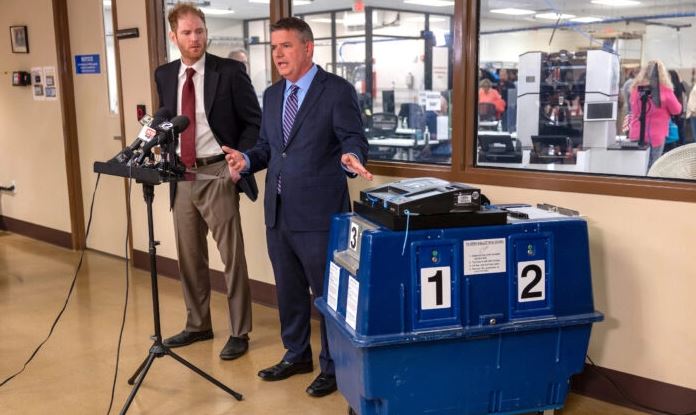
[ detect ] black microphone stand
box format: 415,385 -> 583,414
638,87 -> 651,147
94,151 -> 242,415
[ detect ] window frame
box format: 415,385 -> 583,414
149,0 -> 696,203
367,0 -> 696,203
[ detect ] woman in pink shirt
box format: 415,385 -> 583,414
628,60 -> 682,168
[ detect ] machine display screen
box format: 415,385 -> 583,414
584,102 -> 616,121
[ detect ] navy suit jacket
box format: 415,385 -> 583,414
155,53 -> 261,200
247,66 -> 368,231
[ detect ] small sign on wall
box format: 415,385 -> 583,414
31,67 -> 44,101
75,54 -> 100,74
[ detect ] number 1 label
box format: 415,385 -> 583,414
420,266 -> 451,310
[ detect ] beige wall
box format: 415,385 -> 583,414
0,0 -> 694,394
0,0 -> 70,232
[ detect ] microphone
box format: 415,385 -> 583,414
108,108 -> 173,164
136,115 -> 190,165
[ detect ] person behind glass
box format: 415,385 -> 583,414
222,17 -> 373,397
155,2 -> 261,360
667,69 -> 687,149
478,78 -> 506,120
687,83 -> 696,141
628,60 -> 682,168
228,48 -> 250,74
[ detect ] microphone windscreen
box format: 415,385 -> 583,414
170,115 -> 190,132
151,107 -> 173,127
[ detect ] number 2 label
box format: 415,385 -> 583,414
517,260 -> 545,303
420,266 -> 451,310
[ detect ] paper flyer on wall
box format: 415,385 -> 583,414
31,67 -> 45,101
43,66 -> 58,100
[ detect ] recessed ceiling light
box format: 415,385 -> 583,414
535,12 -> 576,20
200,7 -> 235,15
295,0 -> 312,5
571,16 -> 604,23
248,0 -> 269,3
591,0 -> 640,6
490,8 -> 535,16
309,18 -> 333,24
403,0 -> 454,7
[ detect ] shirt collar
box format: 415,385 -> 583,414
285,63 -> 317,94
179,54 -> 206,77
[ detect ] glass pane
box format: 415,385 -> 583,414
293,0 -> 454,165
163,1 -> 270,106
102,1 -> 118,114
476,0 -> 696,181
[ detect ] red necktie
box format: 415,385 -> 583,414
180,67 -> 196,168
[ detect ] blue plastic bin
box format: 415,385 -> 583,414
316,211 -> 603,415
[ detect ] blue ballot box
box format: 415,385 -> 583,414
316,204 -> 603,415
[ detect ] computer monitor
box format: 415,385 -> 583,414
584,101 -> 617,121
477,133 -> 522,163
382,90 -> 395,114
530,135 -> 575,164
370,113 -> 398,138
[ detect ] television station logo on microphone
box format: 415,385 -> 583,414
137,124 -> 157,142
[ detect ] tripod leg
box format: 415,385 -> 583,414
167,349 -> 243,401
119,353 -> 157,415
127,356 -> 150,385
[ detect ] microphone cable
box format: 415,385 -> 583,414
0,173 -> 101,388
105,177 -> 133,415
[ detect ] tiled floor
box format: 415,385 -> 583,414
0,231 -> 644,414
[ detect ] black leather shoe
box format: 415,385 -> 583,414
306,373 -> 337,397
219,336 -> 249,360
257,360 -> 313,381
162,330 -> 213,348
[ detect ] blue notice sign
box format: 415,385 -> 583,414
75,54 -> 101,74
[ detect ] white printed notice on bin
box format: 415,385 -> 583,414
346,276 -> 360,330
327,262 -> 340,311
463,238 -> 506,275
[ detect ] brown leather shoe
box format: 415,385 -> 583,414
306,373 -> 337,397
219,336 -> 249,360
162,330 -> 213,348
257,360 -> 313,381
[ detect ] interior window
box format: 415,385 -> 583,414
294,0 -> 454,165
476,0 -> 696,181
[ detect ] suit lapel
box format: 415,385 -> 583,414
268,82 -> 285,147
164,61 -> 180,113
203,53 -> 219,118
284,68 -> 327,149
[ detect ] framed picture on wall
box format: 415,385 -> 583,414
10,25 -> 29,53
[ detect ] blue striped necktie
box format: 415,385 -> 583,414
278,84 -> 299,194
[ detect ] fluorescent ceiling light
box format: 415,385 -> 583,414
249,0 -> 311,3
404,0 -> 454,7
535,12 -> 576,20
309,18 -> 333,24
591,0 -> 640,6
200,7 -> 235,15
571,16 -> 604,23
490,8 -> 535,16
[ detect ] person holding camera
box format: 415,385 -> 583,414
628,60 -> 682,168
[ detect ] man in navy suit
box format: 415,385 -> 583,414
223,17 -> 372,397
155,3 -> 260,361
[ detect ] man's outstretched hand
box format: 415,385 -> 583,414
222,145 -> 246,183
341,153 -> 373,180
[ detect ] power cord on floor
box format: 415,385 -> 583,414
0,174 -> 101,388
105,178 -> 133,415
585,355 -> 696,415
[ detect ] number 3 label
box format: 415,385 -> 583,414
348,221 -> 360,252
517,260 -> 545,303
420,266 -> 451,310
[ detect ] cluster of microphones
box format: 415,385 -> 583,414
108,108 -> 189,170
